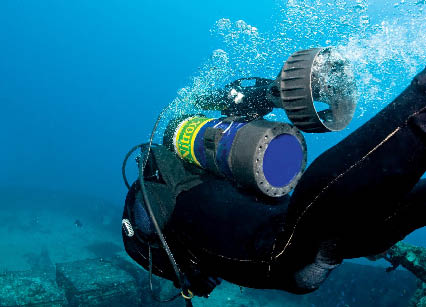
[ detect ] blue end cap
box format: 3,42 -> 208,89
263,134 -> 304,187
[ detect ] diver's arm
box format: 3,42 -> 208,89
269,67 -> 426,292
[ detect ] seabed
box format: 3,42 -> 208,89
0,188 -> 424,307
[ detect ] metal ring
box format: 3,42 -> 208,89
181,289 -> 194,300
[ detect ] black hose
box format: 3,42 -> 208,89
122,144 -> 144,190
138,153 -> 194,306
148,244 -> 181,303
123,103 -> 194,306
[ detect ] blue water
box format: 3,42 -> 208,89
0,0 -> 425,305
0,0 -> 276,205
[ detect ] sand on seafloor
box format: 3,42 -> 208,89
0,187 -> 126,273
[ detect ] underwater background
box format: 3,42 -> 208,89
0,0 -> 425,306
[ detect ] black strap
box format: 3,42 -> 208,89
203,126 -> 223,176
150,146 -> 203,197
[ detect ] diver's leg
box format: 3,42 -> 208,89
286,177 -> 426,293
274,67 -> 426,263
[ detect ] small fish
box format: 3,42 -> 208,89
74,219 -> 83,228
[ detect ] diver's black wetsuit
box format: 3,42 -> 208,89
122,68 -> 426,297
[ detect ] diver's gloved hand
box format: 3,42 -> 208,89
293,241 -> 342,292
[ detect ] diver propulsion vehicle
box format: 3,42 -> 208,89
164,116 -> 307,197
120,46 -> 358,304
163,47 -> 357,197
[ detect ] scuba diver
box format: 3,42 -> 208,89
121,47 -> 426,306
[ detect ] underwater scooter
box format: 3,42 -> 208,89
121,46 -> 357,305
161,47 -> 357,197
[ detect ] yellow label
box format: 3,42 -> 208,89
174,116 -> 212,166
